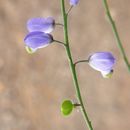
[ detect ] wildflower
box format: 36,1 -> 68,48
27,17 -> 55,33
24,31 -> 53,51
88,52 -> 115,78
70,0 -> 79,6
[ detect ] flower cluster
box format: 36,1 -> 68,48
24,0 -> 79,53
24,17 -> 55,53
22,1 -> 121,130
24,0 -> 115,78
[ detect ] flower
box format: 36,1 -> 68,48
27,17 -> 55,33
88,52 -> 115,78
24,31 -> 53,51
70,0 -> 79,6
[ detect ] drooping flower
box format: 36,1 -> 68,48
88,52 -> 115,78
24,31 -> 53,51
70,0 -> 79,6
27,17 -> 55,33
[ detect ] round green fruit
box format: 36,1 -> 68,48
61,100 -> 74,116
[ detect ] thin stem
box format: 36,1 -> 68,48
102,0 -> 130,72
55,23 -> 64,26
61,0 -> 93,130
66,5 -> 73,15
53,40 -> 66,46
73,103 -> 81,107
74,60 -> 89,66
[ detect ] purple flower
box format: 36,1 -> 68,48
27,17 -> 55,33
70,0 -> 79,6
24,31 -> 53,51
88,52 -> 115,78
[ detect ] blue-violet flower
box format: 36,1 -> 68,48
70,0 -> 79,6
24,31 -> 53,52
88,52 -> 115,78
27,17 -> 55,33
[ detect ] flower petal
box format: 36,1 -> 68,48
70,0 -> 79,6
88,52 -> 115,72
27,17 -> 55,33
101,70 -> 113,78
24,31 -> 53,50
25,46 -> 36,54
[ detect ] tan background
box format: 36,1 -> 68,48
0,0 -> 130,130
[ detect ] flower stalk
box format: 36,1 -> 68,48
102,0 -> 130,72
74,60 -> 89,66
61,0 -> 93,130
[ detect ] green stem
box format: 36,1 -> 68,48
66,5 -> 73,15
103,0 -> 130,72
54,40 -> 66,46
74,60 -> 89,66
55,23 -> 64,26
61,0 -> 93,130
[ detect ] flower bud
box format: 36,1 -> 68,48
70,0 -> 79,6
61,100 -> 74,116
24,31 -> 53,51
88,52 -> 115,78
27,17 -> 55,33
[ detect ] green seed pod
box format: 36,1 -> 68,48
61,100 -> 74,116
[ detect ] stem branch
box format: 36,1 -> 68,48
54,40 -> 66,46
55,23 -> 64,26
74,60 -> 89,66
103,0 -> 130,72
66,6 -> 73,15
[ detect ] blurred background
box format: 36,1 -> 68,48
0,0 -> 130,130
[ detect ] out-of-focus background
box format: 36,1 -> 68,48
0,0 -> 130,130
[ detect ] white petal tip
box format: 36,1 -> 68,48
101,70 -> 113,78
25,46 -> 36,54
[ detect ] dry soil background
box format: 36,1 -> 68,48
0,0 -> 130,130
